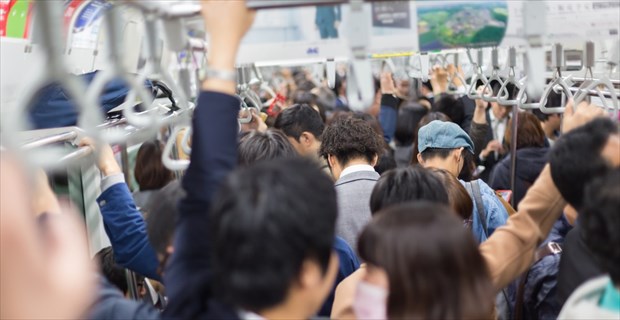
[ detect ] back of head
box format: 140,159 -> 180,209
238,129 -> 298,167
395,103 -> 429,146
505,112 -> 546,150
358,202 -> 493,319
550,118 -> 617,210
430,168 -> 473,220
319,117 -> 384,166
209,158 -> 337,313
432,95 -> 465,127
274,104 -> 325,141
135,140 -> 174,191
370,166 -> 449,214
580,168 -> 620,285
145,180 -> 185,257
532,91 -> 562,122
95,247 -> 128,295
418,111 -> 451,129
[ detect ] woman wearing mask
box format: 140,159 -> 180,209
352,202 -> 494,319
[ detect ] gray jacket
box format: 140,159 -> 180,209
334,170 -> 380,251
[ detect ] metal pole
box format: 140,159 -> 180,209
509,102 -> 519,208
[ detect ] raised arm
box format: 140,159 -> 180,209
378,71 -> 401,143
163,2 -> 255,317
480,100 -> 608,290
79,138 -> 161,281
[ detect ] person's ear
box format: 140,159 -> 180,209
417,153 -> 424,164
327,154 -> 336,169
371,154 -> 379,167
300,132 -> 314,147
455,147 -> 465,162
299,259 -> 322,289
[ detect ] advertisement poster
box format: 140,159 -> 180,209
70,0 -> 109,49
1,0 -> 32,39
372,1 -> 410,29
417,1 -> 508,51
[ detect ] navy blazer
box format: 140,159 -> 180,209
163,92 -> 241,319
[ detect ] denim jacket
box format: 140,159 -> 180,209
460,179 -> 509,243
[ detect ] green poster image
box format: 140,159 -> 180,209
417,1 -> 508,51
5,0 -> 30,39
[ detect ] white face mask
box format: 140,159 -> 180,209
352,281 -> 388,320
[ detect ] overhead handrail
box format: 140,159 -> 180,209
408,53 -> 429,82
481,48 -> 507,103
58,146 -> 93,164
22,131 -> 78,150
497,47 -> 523,106
466,49 -> 489,100
539,44 -> 573,114
123,1 -> 201,19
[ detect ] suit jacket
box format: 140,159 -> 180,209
334,170 -> 380,251
478,110 -> 509,182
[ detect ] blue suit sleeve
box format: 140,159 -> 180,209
97,183 -> 161,281
163,91 -> 240,318
378,94 -> 400,144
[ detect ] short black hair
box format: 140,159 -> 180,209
581,168 -> 620,284
374,147 -> 397,175
274,104 -> 325,141
395,103 -> 428,146
238,129 -> 298,167
95,247 -> 128,294
491,80 -> 518,102
432,94 -> 465,128
145,180 -> 185,257
319,117 -> 384,166
549,118 -> 617,210
370,166 -> 450,214
419,147 -> 455,162
209,158 -> 337,312
532,91 -> 562,121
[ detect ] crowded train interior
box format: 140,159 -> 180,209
0,1 -> 619,319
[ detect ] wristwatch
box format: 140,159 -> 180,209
205,68 -> 237,82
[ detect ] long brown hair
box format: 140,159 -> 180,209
358,202 -> 494,319
134,140 -> 174,191
430,168 -> 473,221
504,112 -> 546,150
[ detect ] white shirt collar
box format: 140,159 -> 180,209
340,164 -> 376,179
238,310 -> 265,320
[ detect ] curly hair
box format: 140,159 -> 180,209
581,168 -> 620,284
319,117 -> 384,166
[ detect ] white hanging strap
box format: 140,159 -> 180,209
345,0 -> 374,112
523,0 -> 547,100
481,48 -> 507,103
466,49 -> 488,100
497,47 -> 522,106
539,44 -> 573,114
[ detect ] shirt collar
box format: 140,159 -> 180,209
599,279 -> 620,311
340,164 -> 376,179
238,310 -> 265,320
489,110 -> 507,124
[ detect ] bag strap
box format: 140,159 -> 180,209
514,242 -> 563,320
466,180 -> 488,237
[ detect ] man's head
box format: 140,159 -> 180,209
145,180 -> 185,274
416,120 -> 475,177
319,117 -> 384,180
489,81 -> 514,120
432,95 -> 465,128
209,158 -> 339,318
238,129 -> 298,167
274,104 -> 325,158
580,168 -> 620,285
370,166 -> 449,214
549,118 -> 619,210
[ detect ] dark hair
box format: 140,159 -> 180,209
350,112 -> 384,138
491,80 -> 518,102
274,104 -> 325,141
358,202 -> 494,319
550,118 -> 617,210
95,247 -> 128,294
238,129 -> 298,167
394,103 -> 429,146
432,94 -> 465,128
145,180 -> 185,257
532,91 -> 562,121
319,117 -> 384,166
505,112 -> 546,150
374,147 -> 397,175
209,158 -> 337,312
135,140 -> 175,191
581,168 -> 620,284
431,168 -> 473,220
370,166 -> 449,214
419,147 -> 455,162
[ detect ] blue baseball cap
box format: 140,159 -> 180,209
418,120 -> 475,154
